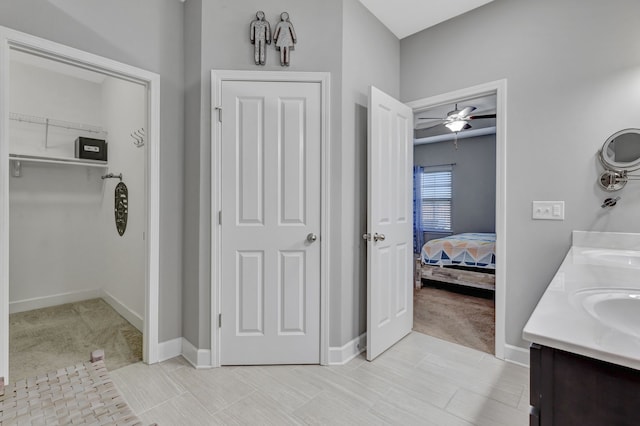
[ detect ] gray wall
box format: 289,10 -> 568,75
401,0 -> 640,349
414,135 -> 496,235
0,0 -> 399,355
182,0 -> 399,349
340,0 -> 400,344
182,0 -> 344,349
183,0 -> 206,349
0,0 -> 185,342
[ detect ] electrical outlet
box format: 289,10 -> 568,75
532,201 -> 564,220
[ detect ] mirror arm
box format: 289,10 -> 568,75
598,170 -> 628,191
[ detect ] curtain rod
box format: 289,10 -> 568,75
421,162 -> 456,168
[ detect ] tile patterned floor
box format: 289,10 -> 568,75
110,332 -> 530,425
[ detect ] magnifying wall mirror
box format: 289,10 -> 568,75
597,129 -> 640,191
598,128 -> 640,172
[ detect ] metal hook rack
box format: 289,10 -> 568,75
101,172 -> 123,182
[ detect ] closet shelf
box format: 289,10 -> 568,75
9,153 -> 108,168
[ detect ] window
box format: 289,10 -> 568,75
420,170 -> 452,231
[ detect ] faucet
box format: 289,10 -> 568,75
601,196 -> 621,208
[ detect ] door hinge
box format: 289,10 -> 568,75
218,211 -> 222,225
218,313 -> 222,328
215,106 -> 222,123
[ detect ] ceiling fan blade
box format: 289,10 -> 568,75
459,106 -> 476,117
418,117 -> 444,120
463,123 -> 472,130
468,114 -> 496,120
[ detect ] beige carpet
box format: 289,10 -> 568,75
413,283 -> 495,354
9,298 -> 142,384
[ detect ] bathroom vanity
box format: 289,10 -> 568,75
523,231 -> 640,426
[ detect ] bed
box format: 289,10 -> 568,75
414,232 -> 496,291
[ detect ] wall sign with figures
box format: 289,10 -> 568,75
249,11 -> 296,66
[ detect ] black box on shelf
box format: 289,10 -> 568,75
75,137 -> 107,161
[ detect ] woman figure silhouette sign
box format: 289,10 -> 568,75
273,12 -> 297,66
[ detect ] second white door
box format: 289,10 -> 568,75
366,86 -> 413,361
219,80 -> 321,365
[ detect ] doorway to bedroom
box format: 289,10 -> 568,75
411,91 -> 497,355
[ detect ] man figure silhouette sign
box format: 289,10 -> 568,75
250,11 -> 271,65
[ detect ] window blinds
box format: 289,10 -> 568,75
421,170 -> 452,231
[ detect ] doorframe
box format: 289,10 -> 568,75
406,79 -> 507,360
210,70 -> 331,367
0,26 -> 161,381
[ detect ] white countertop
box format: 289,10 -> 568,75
523,231 -> 640,370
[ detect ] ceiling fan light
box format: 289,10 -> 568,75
445,120 -> 467,132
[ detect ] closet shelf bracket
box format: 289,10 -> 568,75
12,160 -> 21,177
101,172 -> 123,182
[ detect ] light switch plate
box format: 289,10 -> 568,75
532,201 -> 565,220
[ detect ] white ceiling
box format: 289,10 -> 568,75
358,0 -> 494,39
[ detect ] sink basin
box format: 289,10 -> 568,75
581,249 -> 640,267
575,288 -> 640,337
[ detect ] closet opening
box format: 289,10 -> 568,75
5,45 -> 151,383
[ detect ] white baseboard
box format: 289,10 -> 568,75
504,344 -> 530,367
158,337 -> 183,362
9,288 -> 143,332
9,288 -> 101,314
181,338 -> 212,369
157,338 -> 213,368
159,335 -> 364,368
100,290 -> 143,332
329,333 -> 366,365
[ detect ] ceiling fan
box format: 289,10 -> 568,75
418,104 -> 496,133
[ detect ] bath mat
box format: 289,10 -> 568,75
0,354 -> 144,425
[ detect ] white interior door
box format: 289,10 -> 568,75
219,80 -> 321,365
366,86 -> 413,361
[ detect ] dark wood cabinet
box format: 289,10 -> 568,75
529,343 -> 640,426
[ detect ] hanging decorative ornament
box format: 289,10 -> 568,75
114,182 -> 128,236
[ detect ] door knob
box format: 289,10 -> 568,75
362,233 -> 371,241
374,233 -> 386,242
307,233 -> 318,243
